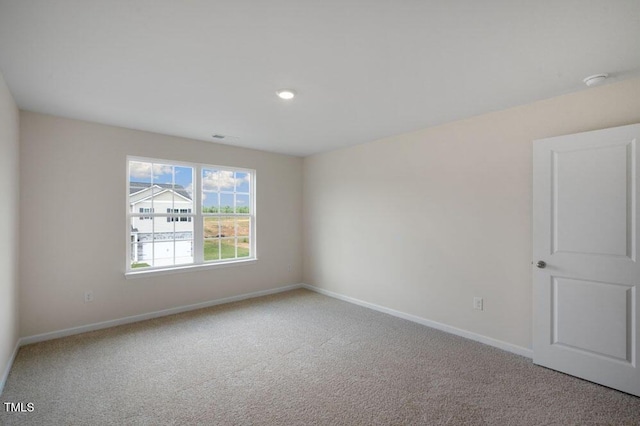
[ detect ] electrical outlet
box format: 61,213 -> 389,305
473,297 -> 483,311
84,291 -> 94,303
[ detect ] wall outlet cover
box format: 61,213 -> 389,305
473,297 -> 483,311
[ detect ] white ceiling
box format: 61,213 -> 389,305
1,1 -> 639,157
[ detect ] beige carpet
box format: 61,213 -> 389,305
1,289 -> 639,425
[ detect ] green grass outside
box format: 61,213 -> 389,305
131,241 -> 249,267
204,240 -> 250,261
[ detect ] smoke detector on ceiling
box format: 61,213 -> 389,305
583,74 -> 608,87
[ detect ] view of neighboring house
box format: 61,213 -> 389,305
129,182 -> 194,267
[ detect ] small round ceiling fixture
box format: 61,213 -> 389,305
276,89 -> 297,100
583,74 -> 608,87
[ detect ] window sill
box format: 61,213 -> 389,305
124,258 -> 258,279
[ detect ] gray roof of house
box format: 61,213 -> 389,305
129,182 -> 192,200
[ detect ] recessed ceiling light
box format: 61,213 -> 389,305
583,73 -> 608,87
276,89 -> 297,100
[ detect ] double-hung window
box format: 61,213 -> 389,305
127,157 -> 255,272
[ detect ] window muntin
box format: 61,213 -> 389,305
201,168 -> 252,262
127,158 -> 254,271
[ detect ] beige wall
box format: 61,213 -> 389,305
13,77 -> 640,350
0,73 -> 20,384
303,77 -> 640,350
19,112 -> 303,337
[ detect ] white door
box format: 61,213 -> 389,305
533,123 -> 640,397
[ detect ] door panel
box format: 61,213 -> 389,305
552,143 -> 632,258
533,123 -> 640,397
552,277 -> 632,362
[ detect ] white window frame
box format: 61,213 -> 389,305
125,156 -> 257,278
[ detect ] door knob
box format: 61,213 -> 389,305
536,260 -> 546,269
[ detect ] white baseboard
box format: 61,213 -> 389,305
21,283 -> 303,346
302,283 -> 533,359
0,339 -> 21,396
9,281 -> 530,393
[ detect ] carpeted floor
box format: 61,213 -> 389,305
1,289 -> 639,425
